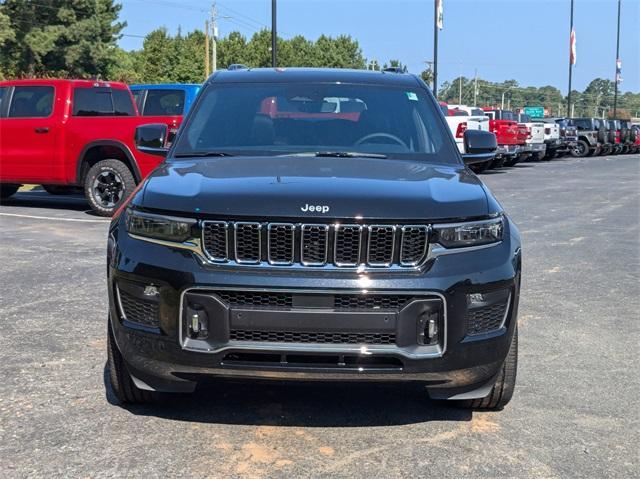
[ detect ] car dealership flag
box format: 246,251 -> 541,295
616,59 -> 623,83
436,0 -> 443,29
569,28 -> 576,65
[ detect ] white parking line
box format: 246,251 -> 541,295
0,212 -> 110,223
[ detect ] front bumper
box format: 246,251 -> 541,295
108,219 -> 522,399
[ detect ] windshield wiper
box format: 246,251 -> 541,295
281,151 -> 388,159
173,151 -> 235,158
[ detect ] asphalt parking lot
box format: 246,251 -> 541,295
1,154 -> 639,479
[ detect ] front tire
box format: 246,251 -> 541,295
457,327 -> 518,410
107,321 -> 154,404
572,140 -> 589,158
0,184 -> 20,200
84,160 -> 136,217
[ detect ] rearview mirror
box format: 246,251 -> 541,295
135,124 -> 169,157
461,130 -> 497,165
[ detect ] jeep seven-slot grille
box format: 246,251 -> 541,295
202,221 -> 429,268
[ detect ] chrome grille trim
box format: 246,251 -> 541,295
234,222 -> 262,264
300,224 -> 329,266
267,223 -> 295,265
334,224 -> 363,267
201,221 -> 229,262
366,225 -> 396,267
399,225 -> 430,266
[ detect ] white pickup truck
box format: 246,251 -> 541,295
515,113 -> 546,161
440,103 -> 491,154
536,118 -> 561,159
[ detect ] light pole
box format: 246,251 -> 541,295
433,0 -> 439,97
271,0 -> 277,67
613,0 -> 621,117
567,0 -> 575,117
501,87 -> 512,110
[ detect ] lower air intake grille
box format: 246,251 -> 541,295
229,330 -> 396,345
466,301 -> 509,335
215,291 -> 294,308
119,290 -> 160,328
212,291 -> 412,311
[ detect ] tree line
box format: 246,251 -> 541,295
438,77 -> 640,119
0,0 -> 637,119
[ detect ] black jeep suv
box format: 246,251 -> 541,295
107,68 -> 521,410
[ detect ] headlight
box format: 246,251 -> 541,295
126,209 -> 196,243
433,216 -> 504,248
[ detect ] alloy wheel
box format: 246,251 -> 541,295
92,170 -> 124,208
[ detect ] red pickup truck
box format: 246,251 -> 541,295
482,108 -> 523,167
0,79 -> 176,215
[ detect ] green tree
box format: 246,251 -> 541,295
283,35 -> 314,67
0,10 -> 15,46
218,31 -> 249,68
174,30 -> 206,82
0,0 -> 125,78
138,27 -> 176,83
106,48 -> 142,83
244,29 -> 273,68
420,68 -> 433,86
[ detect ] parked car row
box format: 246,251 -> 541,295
571,118 -> 639,157
440,102 -> 639,174
0,77 -> 638,215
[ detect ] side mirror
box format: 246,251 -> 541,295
135,124 -> 169,157
461,129 -> 497,165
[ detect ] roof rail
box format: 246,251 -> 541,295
228,64 -> 248,71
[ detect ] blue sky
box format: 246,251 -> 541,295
118,0 -> 639,94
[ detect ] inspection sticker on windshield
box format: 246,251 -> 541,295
406,91 -> 418,101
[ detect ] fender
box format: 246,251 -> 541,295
76,140 -> 143,184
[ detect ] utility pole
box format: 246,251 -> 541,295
458,63 -> 462,105
210,3 -> 218,72
473,69 -> 478,107
432,0 -> 439,97
204,20 -> 210,77
501,88 -> 512,110
567,0 -> 574,117
613,0 -> 621,117
271,0 -> 277,67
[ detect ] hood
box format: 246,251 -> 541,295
141,156 -> 490,220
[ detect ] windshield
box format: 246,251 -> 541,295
173,82 -> 456,164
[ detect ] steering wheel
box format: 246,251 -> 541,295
354,132 -> 408,149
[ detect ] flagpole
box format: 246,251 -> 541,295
613,0 -> 621,117
567,0 -> 574,117
433,0 -> 439,97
